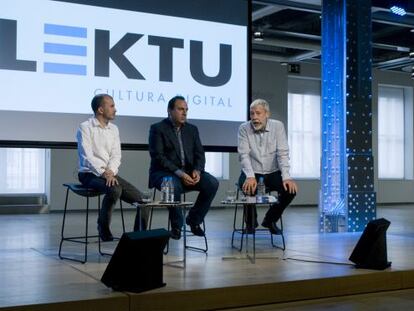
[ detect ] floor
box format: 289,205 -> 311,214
0,204 -> 413,310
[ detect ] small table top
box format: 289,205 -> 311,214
141,201 -> 194,207
221,195 -> 278,205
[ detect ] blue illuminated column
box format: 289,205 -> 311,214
320,0 -> 376,232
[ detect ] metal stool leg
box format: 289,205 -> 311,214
270,216 -> 286,251
60,184 -> 131,263
84,194 -> 90,263
231,186 -> 246,251
182,207 -> 186,268
58,187 -> 70,260
99,198 -> 124,257
184,219 -> 208,253
231,203 -> 244,251
201,220 -> 209,252
59,188 -> 92,264
231,202 -> 238,247
148,188 -> 157,230
148,188 -> 170,255
119,200 -> 125,233
98,195 -> 104,256
164,214 -> 171,255
149,206 -> 155,229
184,195 -> 208,253
231,203 -> 251,252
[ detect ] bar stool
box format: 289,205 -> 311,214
148,188 -> 208,255
58,183 -> 125,263
231,186 -> 286,252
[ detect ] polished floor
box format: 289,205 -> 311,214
0,205 -> 413,310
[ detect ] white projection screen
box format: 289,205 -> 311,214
0,0 -> 250,149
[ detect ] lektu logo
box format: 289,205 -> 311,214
0,18 -> 232,87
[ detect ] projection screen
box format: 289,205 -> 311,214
0,0 -> 250,149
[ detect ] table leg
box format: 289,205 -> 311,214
182,206 -> 187,268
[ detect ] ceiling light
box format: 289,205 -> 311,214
253,31 -> 264,41
390,5 -> 407,16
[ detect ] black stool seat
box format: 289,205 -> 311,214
59,182 -> 125,264
63,183 -> 103,197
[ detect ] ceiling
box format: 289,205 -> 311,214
251,0 -> 414,72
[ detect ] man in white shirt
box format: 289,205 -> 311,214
238,99 -> 298,234
77,94 -> 149,241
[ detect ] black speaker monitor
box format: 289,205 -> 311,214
101,228 -> 170,292
349,218 -> 391,270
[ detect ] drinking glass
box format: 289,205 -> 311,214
226,190 -> 236,202
141,190 -> 152,203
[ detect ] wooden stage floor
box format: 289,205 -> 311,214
0,206 -> 413,310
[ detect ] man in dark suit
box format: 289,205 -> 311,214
148,95 -> 219,240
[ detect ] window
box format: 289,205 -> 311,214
204,152 -> 229,179
0,148 -> 46,194
288,78 -> 321,178
378,86 -> 405,179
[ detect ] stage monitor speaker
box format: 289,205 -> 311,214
349,218 -> 391,270
101,228 -> 170,292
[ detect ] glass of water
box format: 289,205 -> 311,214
226,190 -> 236,202
141,190 -> 152,203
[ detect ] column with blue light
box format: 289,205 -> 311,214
320,0 -> 376,232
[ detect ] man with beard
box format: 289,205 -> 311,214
238,98 -> 298,234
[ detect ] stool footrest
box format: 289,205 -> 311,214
61,236 -> 100,244
59,183 -> 126,263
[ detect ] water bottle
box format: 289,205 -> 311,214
161,177 -> 168,202
256,176 -> 266,203
168,177 -> 175,203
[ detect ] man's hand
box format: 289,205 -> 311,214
102,169 -> 118,187
102,169 -> 115,179
105,175 -> 119,187
283,179 -> 298,194
181,173 -> 196,186
191,170 -> 201,184
242,177 -> 257,196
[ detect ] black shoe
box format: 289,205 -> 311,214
170,227 -> 182,240
97,224 -> 114,242
186,218 -> 205,236
261,220 -> 282,235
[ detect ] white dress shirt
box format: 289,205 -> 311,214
77,117 -> 121,176
238,119 -> 291,180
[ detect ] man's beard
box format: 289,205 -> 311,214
251,121 -> 265,131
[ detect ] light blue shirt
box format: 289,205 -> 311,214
238,119 -> 291,180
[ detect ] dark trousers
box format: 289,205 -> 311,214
238,171 -> 296,226
78,172 -> 149,231
152,171 -> 219,229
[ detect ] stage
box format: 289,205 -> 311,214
0,206 -> 413,310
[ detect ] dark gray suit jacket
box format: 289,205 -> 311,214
148,118 -> 205,188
